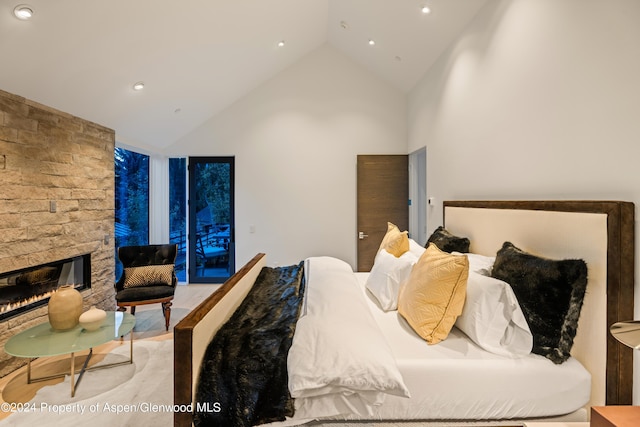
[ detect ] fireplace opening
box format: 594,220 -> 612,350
0,254 -> 91,321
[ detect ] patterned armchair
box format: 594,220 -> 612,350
115,244 -> 178,331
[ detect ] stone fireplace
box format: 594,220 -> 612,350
0,89 -> 116,377
0,254 -> 91,321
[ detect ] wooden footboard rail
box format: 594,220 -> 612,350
174,253 -> 267,427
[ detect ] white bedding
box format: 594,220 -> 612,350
284,257 -> 591,422
287,257 -> 410,419
355,272 -> 591,420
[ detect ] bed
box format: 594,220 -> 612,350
174,200 -> 634,427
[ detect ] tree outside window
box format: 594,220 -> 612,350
114,147 -> 149,280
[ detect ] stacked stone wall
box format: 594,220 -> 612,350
0,89 -> 115,377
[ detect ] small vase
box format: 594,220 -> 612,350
48,284 -> 83,331
79,306 -> 107,331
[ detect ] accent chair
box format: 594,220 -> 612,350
114,244 -> 178,331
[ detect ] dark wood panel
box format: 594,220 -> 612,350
357,155 -> 408,272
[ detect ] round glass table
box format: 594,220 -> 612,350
4,311 -> 135,397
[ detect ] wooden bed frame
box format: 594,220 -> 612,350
174,200 -> 634,426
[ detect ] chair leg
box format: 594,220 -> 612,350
162,301 -> 172,331
130,306 -> 136,316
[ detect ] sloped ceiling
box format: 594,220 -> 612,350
0,0 -> 488,150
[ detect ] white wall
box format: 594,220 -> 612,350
148,155 -> 170,244
408,0 -> 640,401
166,44 -> 407,269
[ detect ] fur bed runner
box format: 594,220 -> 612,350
194,262 -> 305,427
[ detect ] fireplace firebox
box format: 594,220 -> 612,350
0,254 -> 91,321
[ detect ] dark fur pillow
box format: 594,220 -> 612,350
426,226 -> 470,253
491,242 -> 588,364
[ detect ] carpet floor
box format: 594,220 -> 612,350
0,339 -> 173,426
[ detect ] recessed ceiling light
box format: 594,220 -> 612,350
13,4 -> 34,20
132,82 -> 145,91
368,39 -> 376,46
421,6 -> 431,14
277,40 -> 285,47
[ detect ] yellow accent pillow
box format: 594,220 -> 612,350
378,222 -> 409,257
398,243 -> 469,344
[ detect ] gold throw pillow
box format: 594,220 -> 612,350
398,243 -> 469,344
378,222 -> 409,257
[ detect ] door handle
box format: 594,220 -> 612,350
358,231 -> 369,240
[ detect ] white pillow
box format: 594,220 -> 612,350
454,252 -> 495,274
408,238 -> 426,258
455,271 -> 533,357
366,249 -> 418,311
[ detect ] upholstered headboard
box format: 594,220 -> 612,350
443,200 -> 634,406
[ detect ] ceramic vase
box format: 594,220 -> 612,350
79,306 -> 107,331
48,284 -> 83,331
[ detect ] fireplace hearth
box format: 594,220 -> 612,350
0,254 -> 91,321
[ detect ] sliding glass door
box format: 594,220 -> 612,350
188,157 -> 235,283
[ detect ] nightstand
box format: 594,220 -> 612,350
524,422 -> 589,427
591,406 -> 640,427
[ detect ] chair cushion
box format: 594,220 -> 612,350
116,285 -> 175,303
123,264 -> 174,288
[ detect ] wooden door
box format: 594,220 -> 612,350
357,155 -> 408,271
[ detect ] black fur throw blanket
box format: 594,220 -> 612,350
194,262 -> 305,427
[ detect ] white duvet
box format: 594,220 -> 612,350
287,256 -> 410,418
282,256 -> 590,424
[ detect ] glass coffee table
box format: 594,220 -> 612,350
4,311 -> 135,397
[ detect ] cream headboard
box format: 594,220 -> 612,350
443,201 -> 634,406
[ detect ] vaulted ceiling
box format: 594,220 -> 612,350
0,0 -> 488,149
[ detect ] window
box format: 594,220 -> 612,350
114,147 -> 150,280
169,158 -> 187,282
